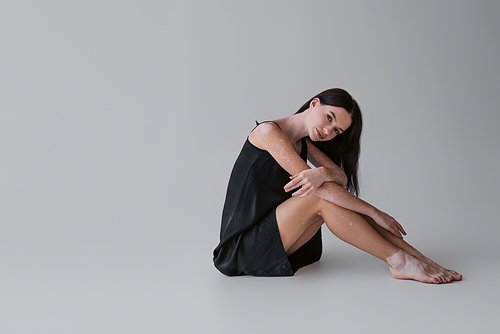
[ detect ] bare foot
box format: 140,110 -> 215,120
387,250 -> 457,284
406,248 -> 462,281
419,256 -> 462,281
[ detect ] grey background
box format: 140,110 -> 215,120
1,0 -> 499,333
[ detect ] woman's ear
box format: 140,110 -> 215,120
310,97 -> 320,108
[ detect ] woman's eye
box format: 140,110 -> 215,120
334,129 -> 339,135
327,115 -> 332,122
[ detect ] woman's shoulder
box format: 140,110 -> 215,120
253,120 -> 282,132
248,121 -> 284,150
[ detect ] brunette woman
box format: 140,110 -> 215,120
213,88 -> 461,283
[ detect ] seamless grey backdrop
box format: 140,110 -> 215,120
1,1 -> 499,333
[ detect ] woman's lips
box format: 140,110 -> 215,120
316,128 -> 324,140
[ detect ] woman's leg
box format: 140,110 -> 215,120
276,194 -> 458,283
285,215 -> 324,256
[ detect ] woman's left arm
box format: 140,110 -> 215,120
284,138 -> 347,197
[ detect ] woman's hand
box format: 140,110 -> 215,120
284,167 -> 328,198
371,209 -> 407,239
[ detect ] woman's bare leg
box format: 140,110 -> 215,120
361,214 -> 462,281
276,194 -> 457,283
285,215 -> 324,256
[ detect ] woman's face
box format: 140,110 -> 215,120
308,98 -> 352,141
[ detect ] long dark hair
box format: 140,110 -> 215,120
296,88 -> 363,196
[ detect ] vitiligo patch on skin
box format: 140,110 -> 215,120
257,123 -> 273,133
252,123 -> 306,169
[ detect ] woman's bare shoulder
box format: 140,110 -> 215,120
248,121 -> 283,150
249,121 -> 310,176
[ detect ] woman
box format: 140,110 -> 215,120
213,88 -> 461,283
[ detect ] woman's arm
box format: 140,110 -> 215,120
249,122 -> 406,238
283,137 -> 347,195
314,182 -> 406,238
306,137 -> 347,187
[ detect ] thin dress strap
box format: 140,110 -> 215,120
254,120 -> 282,130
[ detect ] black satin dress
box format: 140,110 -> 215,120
213,122 -> 322,276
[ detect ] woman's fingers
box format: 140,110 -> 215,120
292,183 -> 309,197
285,174 -> 309,193
397,222 -> 407,236
387,214 -> 405,238
286,168 -> 328,195
393,222 -> 405,238
298,186 -> 314,198
390,222 -> 402,238
293,182 -> 318,197
379,212 -> 401,238
284,177 -> 302,192
373,210 -> 407,239
390,218 -> 406,238
389,226 -> 402,238
286,168 -> 326,196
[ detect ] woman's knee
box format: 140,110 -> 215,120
306,194 -> 328,217
317,196 -> 354,218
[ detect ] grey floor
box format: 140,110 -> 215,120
2,1 -> 500,333
2,198 -> 498,333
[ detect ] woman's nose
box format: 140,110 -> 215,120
324,126 -> 334,138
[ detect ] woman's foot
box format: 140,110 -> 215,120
387,250 -> 460,284
403,247 -> 462,281
418,255 -> 462,281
